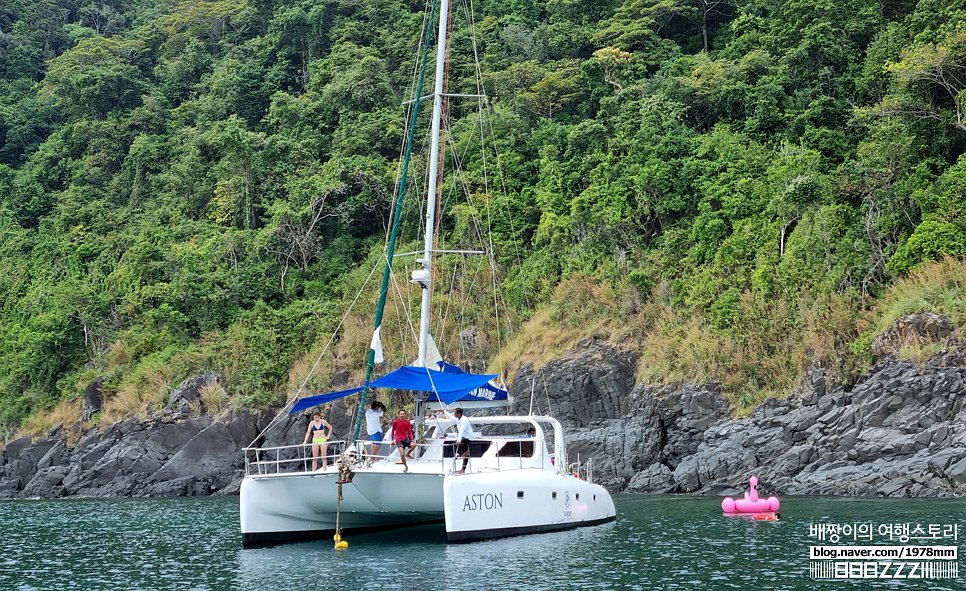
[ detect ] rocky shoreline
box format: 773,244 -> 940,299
1,314 -> 964,500
518,335 -> 966,498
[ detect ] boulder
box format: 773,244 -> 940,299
167,373 -> 219,413
21,466 -> 69,498
626,463 -> 675,493
83,377 -> 105,422
871,313 -> 955,359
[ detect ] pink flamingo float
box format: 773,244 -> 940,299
722,476 -> 780,518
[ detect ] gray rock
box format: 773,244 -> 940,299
460,326 -> 480,349
627,463 -> 675,493
3,326 -> 966,501
153,421 -> 238,490
83,377 -> 105,422
508,336 -> 637,427
22,466 -> 69,498
167,373 -> 219,413
872,313 -> 955,359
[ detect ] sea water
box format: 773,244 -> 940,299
1,495 -> 963,590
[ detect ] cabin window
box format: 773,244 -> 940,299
552,492 -> 557,500
496,440 -> 535,458
576,493 -> 580,501
517,491 -> 524,499
442,440 -> 492,458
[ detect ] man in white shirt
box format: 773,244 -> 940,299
454,408 -> 472,473
366,401 -> 386,458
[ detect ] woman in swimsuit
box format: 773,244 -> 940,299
302,412 -> 333,471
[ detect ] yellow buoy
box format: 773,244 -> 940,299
333,534 -> 341,542
336,541 -> 348,549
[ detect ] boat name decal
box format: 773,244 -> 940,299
462,493 -> 503,512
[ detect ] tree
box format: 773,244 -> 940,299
522,65 -> 582,118
40,36 -> 148,118
592,0 -> 661,52
259,160 -> 348,290
592,46 -> 632,90
870,29 -> 966,131
208,116 -> 266,230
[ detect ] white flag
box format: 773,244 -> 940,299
370,326 -> 384,363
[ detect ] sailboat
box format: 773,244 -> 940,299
239,0 -> 615,546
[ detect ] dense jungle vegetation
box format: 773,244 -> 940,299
2,0 -> 966,434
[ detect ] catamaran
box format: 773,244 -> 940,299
239,0 -> 616,546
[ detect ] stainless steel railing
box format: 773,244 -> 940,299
243,437 -> 545,477
243,440 -> 349,475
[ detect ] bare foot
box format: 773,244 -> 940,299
403,467 -> 409,473
456,470 -> 465,474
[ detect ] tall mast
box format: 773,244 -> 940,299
351,0 -> 439,443
413,0 -> 450,368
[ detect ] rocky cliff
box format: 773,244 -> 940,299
510,316 -> 966,498
1,314 -> 964,499
0,386 -> 358,499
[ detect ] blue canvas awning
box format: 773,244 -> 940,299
425,361 -> 507,403
289,365 -> 499,413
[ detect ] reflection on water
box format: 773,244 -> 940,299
1,495 -> 963,590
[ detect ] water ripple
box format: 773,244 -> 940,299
0,495 -> 963,590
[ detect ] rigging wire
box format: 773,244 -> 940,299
384,0 -> 437,249
428,0 -> 455,335
246,257 -> 383,445
351,0 -> 442,444
464,0 -> 515,370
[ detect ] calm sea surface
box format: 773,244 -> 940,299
1,494 -> 963,590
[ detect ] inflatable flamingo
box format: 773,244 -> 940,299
722,475 -> 780,514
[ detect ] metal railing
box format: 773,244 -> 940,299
567,456 -> 596,483
244,440 -> 349,475
243,437 -> 545,477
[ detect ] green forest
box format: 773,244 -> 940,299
2,0 -> 966,434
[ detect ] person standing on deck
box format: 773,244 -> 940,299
302,412 -> 332,471
391,409 -> 417,473
366,401 -> 386,459
454,408 -> 473,474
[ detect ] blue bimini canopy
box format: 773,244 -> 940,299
425,361 -> 508,403
289,365 -> 499,413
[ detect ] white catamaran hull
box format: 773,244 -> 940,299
240,469 -> 446,546
241,453 -> 616,546
443,470 -> 615,541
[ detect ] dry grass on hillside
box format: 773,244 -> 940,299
868,257 -> 966,332
495,258 -> 965,413
490,274 -> 622,381
492,272 -> 869,414
21,398 -> 84,444
101,366 -> 172,424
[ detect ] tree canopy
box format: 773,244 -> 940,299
2,0 -> 966,429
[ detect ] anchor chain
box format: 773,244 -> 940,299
334,457 -> 354,549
